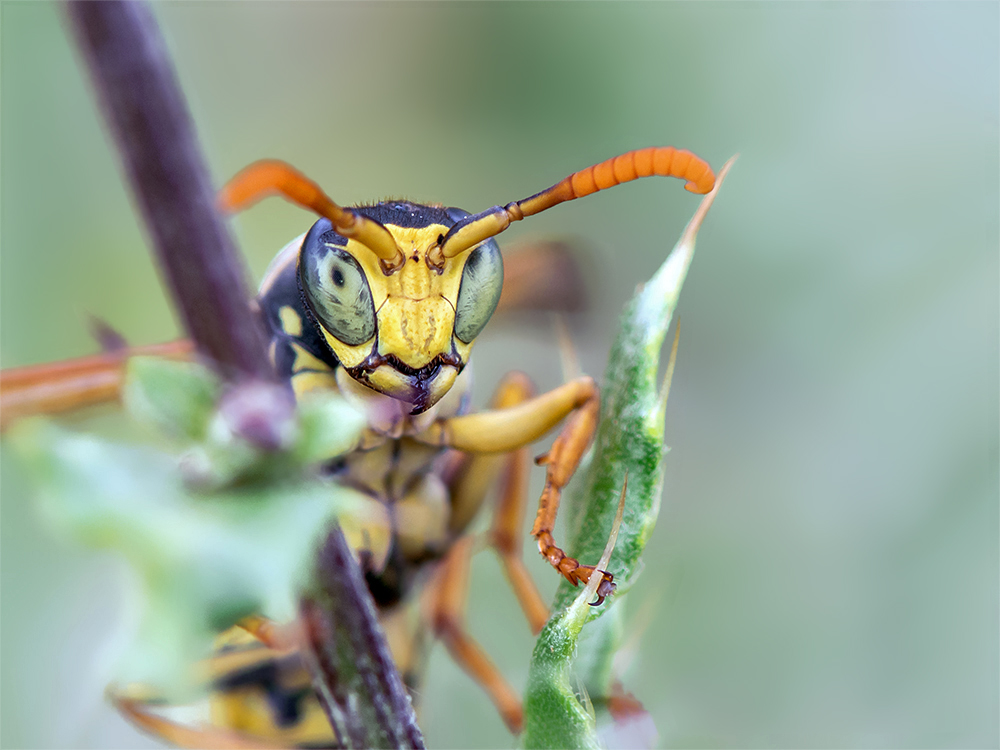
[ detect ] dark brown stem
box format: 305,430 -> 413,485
64,0 -> 270,381
64,3 -> 421,746
303,526 -> 426,749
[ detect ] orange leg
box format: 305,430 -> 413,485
489,445 -> 549,635
235,614 -> 301,652
424,535 -> 523,734
445,372 -> 549,634
530,381 -> 615,602
0,338 -> 193,430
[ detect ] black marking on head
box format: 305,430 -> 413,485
307,204 -> 469,247
354,201 -> 456,229
256,232 -> 339,379
341,349 -> 464,415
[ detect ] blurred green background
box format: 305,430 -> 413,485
2,3 -> 997,748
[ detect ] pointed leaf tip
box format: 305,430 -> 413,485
677,154 -> 737,251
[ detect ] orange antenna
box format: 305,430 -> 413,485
218,160 -> 405,272
432,147 -> 715,265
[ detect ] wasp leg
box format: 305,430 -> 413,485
489,444 -> 550,635
235,614 -> 302,652
446,371 -> 536,535
416,376 -> 613,595
0,338 -> 193,430
446,372 -> 549,634
425,535 -> 524,734
110,691 -> 274,750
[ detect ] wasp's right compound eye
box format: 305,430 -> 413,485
299,240 -> 376,346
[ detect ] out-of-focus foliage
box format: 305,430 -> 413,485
8,358 -> 365,697
2,4 -> 996,749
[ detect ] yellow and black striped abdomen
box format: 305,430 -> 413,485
208,628 -> 336,748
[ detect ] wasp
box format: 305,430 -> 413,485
2,146 -> 714,747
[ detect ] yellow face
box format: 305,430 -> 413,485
297,203 -> 504,413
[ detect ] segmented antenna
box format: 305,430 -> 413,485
432,147 -> 715,265
219,160 -> 405,272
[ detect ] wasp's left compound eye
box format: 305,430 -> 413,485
454,239 -> 503,344
300,241 -> 376,346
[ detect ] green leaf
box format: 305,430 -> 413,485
7,359 -> 369,699
523,588 -> 603,750
294,390 -> 369,465
123,356 -> 366,488
123,356 -> 220,442
524,478 -> 627,750
523,159 -> 734,748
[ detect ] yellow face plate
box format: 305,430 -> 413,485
314,222 -> 477,411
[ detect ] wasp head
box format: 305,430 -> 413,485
298,203 -> 503,413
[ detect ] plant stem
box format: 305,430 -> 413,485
65,0 -> 270,381
303,526 -> 426,749
64,4 -> 422,745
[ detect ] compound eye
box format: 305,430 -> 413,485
300,241 -> 376,346
454,239 -> 503,344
